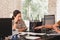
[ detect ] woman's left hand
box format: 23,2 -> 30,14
18,27 -> 27,32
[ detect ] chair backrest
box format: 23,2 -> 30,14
0,18 -> 12,37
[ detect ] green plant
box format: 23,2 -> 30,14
22,0 -> 48,21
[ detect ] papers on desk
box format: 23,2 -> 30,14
12,31 -> 60,36
28,32 -> 46,35
25,36 -> 40,39
19,32 -> 46,36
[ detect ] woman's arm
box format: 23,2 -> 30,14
34,25 -> 45,29
44,25 -> 52,29
12,22 -> 17,30
34,25 -> 52,29
21,21 -> 27,31
53,23 -> 60,33
12,17 -> 18,30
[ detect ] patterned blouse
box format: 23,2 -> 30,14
12,19 -> 26,31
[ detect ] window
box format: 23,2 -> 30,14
21,0 -> 48,21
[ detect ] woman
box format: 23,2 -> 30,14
12,10 -> 27,32
34,21 -> 60,40
11,10 -> 27,40
53,20 -> 60,33
4,10 -> 27,40
34,20 -> 60,33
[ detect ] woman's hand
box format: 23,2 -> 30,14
12,16 -> 18,30
18,27 -> 27,32
14,18 -> 18,23
14,15 -> 19,23
45,25 -> 52,29
34,26 -> 44,30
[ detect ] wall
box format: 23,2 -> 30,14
56,0 -> 60,22
0,0 -> 57,22
0,0 -> 21,18
48,0 -> 57,15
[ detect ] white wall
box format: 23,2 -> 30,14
0,0 -> 21,18
56,0 -> 60,22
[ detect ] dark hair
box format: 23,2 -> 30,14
12,10 -> 21,20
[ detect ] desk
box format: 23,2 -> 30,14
19,32 -> 46,40
7,32 -> 60,40
19,32 -> 46,36
19,32 -> 60,40
47,33 -> 60,36
42,33 -> 60,40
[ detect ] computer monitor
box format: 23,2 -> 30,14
43,15 -> 55,33
29,22 -> 42,33
0,18 -> 12,38
44,15 -> 55,25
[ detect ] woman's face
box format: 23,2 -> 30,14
14,13 -> 22,21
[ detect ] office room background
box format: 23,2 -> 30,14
0,0 -> 60,31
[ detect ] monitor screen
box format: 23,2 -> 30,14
44,15 -> 55,25
29,22 -> 42,33
0,18 -> 12,37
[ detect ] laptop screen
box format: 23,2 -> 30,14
44,15 -> 55,25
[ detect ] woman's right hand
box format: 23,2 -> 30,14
34,26 -> 43,30
18,27 -> 27,32
14,16 -> 19,23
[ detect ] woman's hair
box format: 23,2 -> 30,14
12,10 -> 21,20
57,20 -> 60,25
